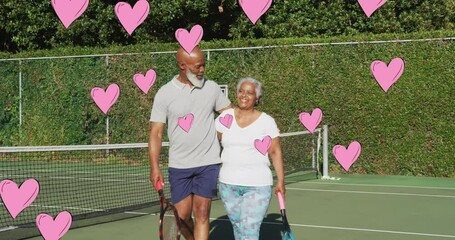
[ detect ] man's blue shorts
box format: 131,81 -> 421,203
168,164 -> 220,204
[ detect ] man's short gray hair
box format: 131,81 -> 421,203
236,77 -> 264,104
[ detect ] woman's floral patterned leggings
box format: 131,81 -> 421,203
218,182 -> 272,240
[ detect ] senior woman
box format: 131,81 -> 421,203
215,77 -> 285,240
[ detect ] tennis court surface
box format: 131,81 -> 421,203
0,129 -> 322,239
2,174 -> 453,240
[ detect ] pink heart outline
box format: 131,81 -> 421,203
115,0 -> 150,35
239,0 -> 273,24
219,114 -> 233,129
299,108 -> 323,134
0,179 -> 40,219
332,141 -> 362,171
254,135 -> 272,155
133,69 -> 156,94
370,57 -> 405,93
357,0 -> 388,18
36,211 -> 73,240
90,83 -> 120,115
178,113 -> 194,133
175,25 -> 204,54
51,0 -> 89,28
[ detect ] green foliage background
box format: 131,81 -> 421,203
0,0 -> 453,52
0,32 -> 453,177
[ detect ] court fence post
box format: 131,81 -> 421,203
323,125 -> 329,178
105,56 -> 110,155
19,60 -> 22,127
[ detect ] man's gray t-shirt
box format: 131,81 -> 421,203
150,76 -> 231,169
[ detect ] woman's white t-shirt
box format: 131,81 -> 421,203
215,108 -> 280,186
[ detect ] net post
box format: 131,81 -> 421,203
321,125 -> 340,180
316,129 -> 322,177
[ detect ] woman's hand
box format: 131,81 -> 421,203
269,137 -> 285,197
275,181 -> 286,197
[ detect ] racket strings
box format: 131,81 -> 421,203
162,207 -> 180,240
280,210 -> 295,240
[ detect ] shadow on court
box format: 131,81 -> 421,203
209,213 -> 283,240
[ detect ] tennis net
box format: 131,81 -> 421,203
0,127 -> 326,238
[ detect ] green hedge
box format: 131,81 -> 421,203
1,30 -> 454,59
0,32 -> 454,177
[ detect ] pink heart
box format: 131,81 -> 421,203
357,0 -> 388,18
178,113 -> 194,133
36,211 -> 72,240
0,179 -> 40,219
91,83 -> 120,114
219,114 -> 233,129
333,141 -> 362,171
51,0 -> 89,28
175,25 -> 204,54
133,69 -> 156,94
239,0 -> 273,24
115,0 -> 150,35
371,58 -> 405,92
299,108 -> 323,134
254,135 -> 272,155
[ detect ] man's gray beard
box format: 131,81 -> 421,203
186,70 -> 204,88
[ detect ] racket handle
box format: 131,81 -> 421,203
277,192 -> 285,210
155,179 -> 164,191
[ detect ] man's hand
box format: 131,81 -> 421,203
149,121 -> 165,191
150,169 -> 164,191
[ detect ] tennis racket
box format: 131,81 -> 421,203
277,192 -> 295,240
155,180 -> 181,240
